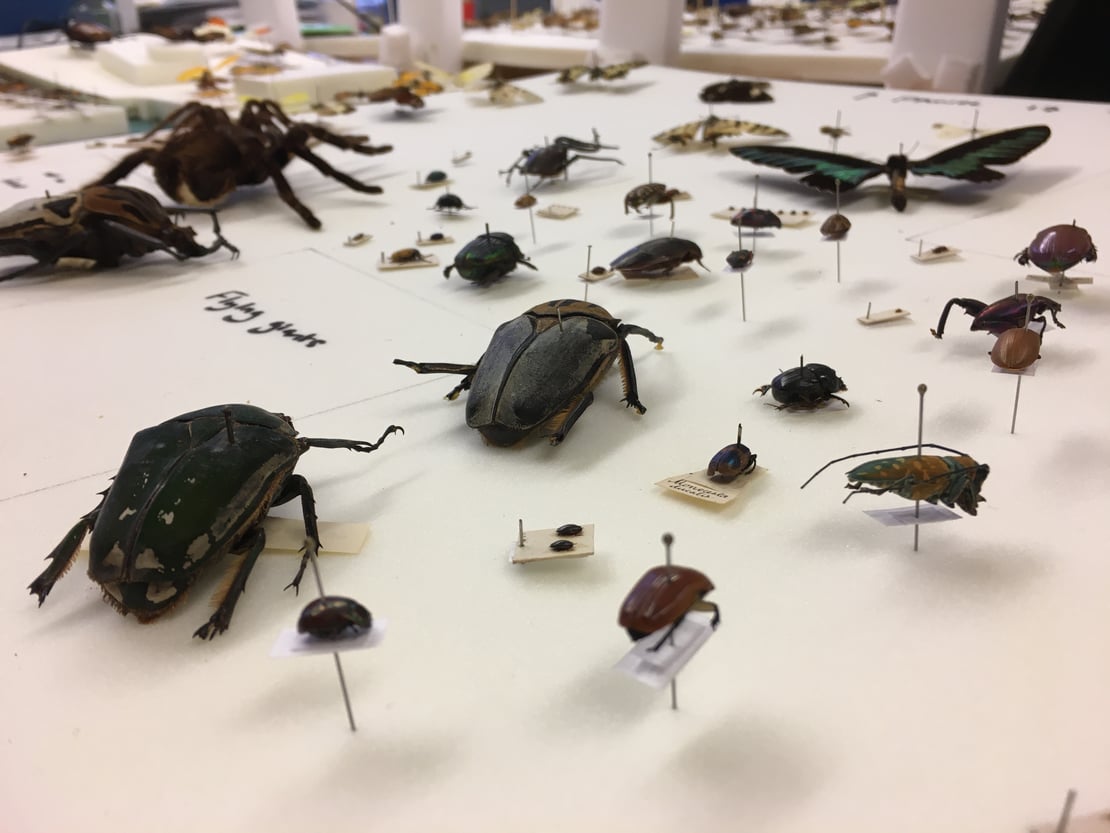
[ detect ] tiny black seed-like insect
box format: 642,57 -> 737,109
556,523 -> 583,536
425,170 -> 448,183
549,539 -> 575,552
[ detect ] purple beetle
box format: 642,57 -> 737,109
930,293 -> 1063,339
1015,222 -> 1097,274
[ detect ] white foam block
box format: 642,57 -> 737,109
95,35 -> 206,86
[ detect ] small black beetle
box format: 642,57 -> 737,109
298,596 -> 372,640
754,361 -> 849,409
556,523 -> 583,536
500,131 -> 622,184
394,299 -> 663,445
430,193 -> 475,214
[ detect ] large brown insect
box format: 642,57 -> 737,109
92,100 -> 393,229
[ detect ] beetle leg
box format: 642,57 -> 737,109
930,298 -> 985,339
273,475 -> 324,596
304,424 -> 404,454
99,217 -> 237,262
392,359 -> 478,400
29,504 -> 101,605
544,391 -> 594,445
615,325 -> 663,414
690,599 -> 721,629
193,527 -> 267,639
827,393 -> 851,408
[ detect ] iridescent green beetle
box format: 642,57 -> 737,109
29,405 -> 402,639
443,229 -> 536,285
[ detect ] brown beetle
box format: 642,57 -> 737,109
0,184 -> 239,282
92,100 -> 392,229
990,328 -> 1041,370
64,19 -> 113,46
624,183 -> 681,219
389,248 -> 432,264
619,565 -> 719,650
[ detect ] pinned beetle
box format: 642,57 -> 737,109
801,443 -> 989,516
394,299 -> 663,446
755,360 -> 849,409
443,229 -> 536,285
298,596 -> 372,640
619,562 -> 719,650
930,293 -> 1063,339
0,184 -> 239,282
707,424 -> 757,482
611,237 -> 707,278
1015,222 -> 1097,275
29,405 -> 403,639
430,193 -> 475,214
500,130 -> 622,185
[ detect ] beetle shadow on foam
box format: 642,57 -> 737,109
446,270 -> 543,300
893,538 -> 1048,597
653,715 -> 828,824
539,661 -> 661,733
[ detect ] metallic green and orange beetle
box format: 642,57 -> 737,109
801,443 -> 989,516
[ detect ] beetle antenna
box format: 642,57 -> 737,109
222,406 -> 236,444
799,444 -> 972,488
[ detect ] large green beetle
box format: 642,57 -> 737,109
443,230 -> 536,285
29,405 -> 402,639
393,299 -> 663,446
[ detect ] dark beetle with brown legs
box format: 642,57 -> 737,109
394,299 -> 663,446
91,100 -> 392,229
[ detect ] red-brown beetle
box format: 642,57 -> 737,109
990,328 -> 1041,370
619,564 -> 720,650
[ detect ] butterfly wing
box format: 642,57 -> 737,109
557,65 -> 591,83
455,62 -> 494,89
489,82 -> 543,106
652,120 -> 703,146
730,145 -> 885,192
701,117 -> 788,145
908,125 -> 1050,182
593,60 -> 647,81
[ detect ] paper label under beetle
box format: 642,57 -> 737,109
613,610 -> 716,689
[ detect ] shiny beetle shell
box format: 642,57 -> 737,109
755,362 -> 849,409
298,596 -> 372,640
846,454 -> 988,516
610,237 -> 706,277
1015,223 -> 1097,273
549,539 -> 575,552
556,523 -> 583,536
424,170 -> 448,183
443,230 -> 535,284
431,193 -> 474,213
394,299 -> 663,446
619,565 -> 717,641
65,19 -> 113,44
990,328 -> 1041,370
820,213 -> 851,238
707,443 -> 757,482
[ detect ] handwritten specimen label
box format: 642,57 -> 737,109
203,290 -> 326,348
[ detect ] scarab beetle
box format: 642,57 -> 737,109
707,424 -> 757,482
298,596 -> 372,640
28,405 -> 403,639
65,19 -> 113,46
611,237 -> 707,278
801,443 -> 989,516
820,213 -> 851,239
0,184 -> 239,282
730,208 -> 781,230
443,229 -> 536,285
393,299 -> 663,446
1015,222 -> 1097,274
390,247 -> 432,264
430,193 -> 475,213
726,249 -> 754,270
500,130 -> 623,185
619,565 -> 720,650
930,293 -> 1063,339
754,361 -> 849,409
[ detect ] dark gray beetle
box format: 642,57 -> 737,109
29,404 -> 402,639
394,299 -> 663,445
611,237 -> 707,278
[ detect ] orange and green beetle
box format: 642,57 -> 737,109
801,443 -> 989,516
